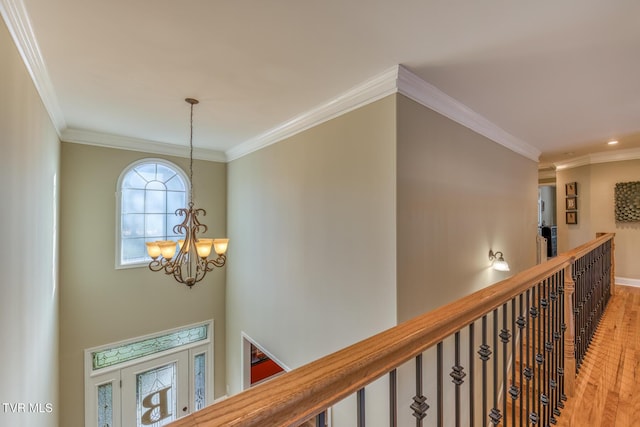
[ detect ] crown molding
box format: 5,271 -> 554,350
61,128 -> 227,162
0,0 -> 66,134
553,155 -> 591,171
227,64 -> 540,162
554,147 -> 640,171
538,168 -> 557,181
225,66 -> 400,161
396,65 -> 540,162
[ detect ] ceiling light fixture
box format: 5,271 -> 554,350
607,140 -> 619,145
145,98 -> 228,287
489,250 -> 510,272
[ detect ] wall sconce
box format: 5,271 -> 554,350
489,250 -> 510,271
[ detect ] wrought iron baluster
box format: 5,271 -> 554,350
510,298 -> 518,427
574,257 -> 580,370
559,267 -> 567,406
525,288 -> 532,425
450,332 -> 465,427
536,282 -> 543,425
584,253 -> 589,362
490,309 -> 501,426
479,316 -> 490,425
551,272 -> 560,424
574,256 -> 583,369
469,323 -> 475,427
541,278 -> 550,425
438,342 -> 443,427
604,240 -> 614,305
389,369 -> 397,427
500,303 -> 510,426
357,388 -> 365,427
530,285 -> 539,425
585,252 -> 593,356
583,252 -> 588,357
517,293 -> 526,427
412,354 -> 429,426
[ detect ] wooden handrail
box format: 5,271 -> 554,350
563,232 -> 614,260
172,233 -> 615,427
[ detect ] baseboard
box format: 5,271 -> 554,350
616,277 -> 640,288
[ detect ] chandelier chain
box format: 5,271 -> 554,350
189,99 -> 194,203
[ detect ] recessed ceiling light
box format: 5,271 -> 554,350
608,140 -> 619,145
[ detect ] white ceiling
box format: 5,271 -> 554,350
4,0 -> 640,165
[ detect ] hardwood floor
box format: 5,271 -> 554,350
556,285 -> 640,427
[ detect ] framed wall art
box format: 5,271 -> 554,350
566,182 -> 578,196
566,197 -> 577,210
615,181 -> 640,222
566,211 -> 578,225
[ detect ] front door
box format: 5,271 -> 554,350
85,322 -> 213,427
122,351 -> 189,426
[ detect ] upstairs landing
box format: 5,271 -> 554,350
556,285 -> 640,427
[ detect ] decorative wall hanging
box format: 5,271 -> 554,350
615,181 -> 640,222
565,181 -> 578,224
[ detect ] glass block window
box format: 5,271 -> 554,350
117,159 -> 188,267
92,324 -> 208,371
194,353 -> 206,411
97,382 -> 113,427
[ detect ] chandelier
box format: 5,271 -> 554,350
145,98 -> 228,287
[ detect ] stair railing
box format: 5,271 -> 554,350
170,233 -> 614,427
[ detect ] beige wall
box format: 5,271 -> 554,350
0,19 -> 59,427
225,93 -> 539,400
396,95 -> 539,321
556,165 -> 593,253
226,96 -> 398,395
59,143 -> 227,427
557,160 -> 640,279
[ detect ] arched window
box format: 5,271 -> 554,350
116,159 -> 188,268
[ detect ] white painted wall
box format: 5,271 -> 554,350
0,18 -> 59,427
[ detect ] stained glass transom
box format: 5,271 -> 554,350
194,353 -> 206,411
97,382 -> 113,427
92,324 -> 208,371
119,160 -> 188,266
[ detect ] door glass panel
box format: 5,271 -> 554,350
194,353 -> 206,411
97,382 -> 113,427
136,363 -> 177,426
